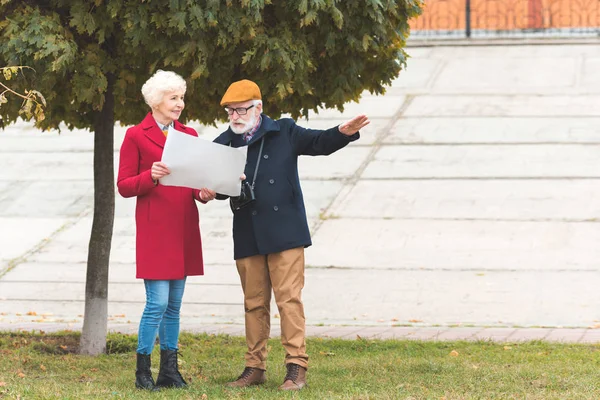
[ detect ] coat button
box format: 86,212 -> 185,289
263,154 -> 269,159
252,210 -> 257,216
269,179 -> 275,184
273,206 -> 279,211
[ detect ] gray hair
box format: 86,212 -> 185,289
141,70 -> 187,108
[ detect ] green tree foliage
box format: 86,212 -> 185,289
0,0 -> 422,355
1,0 -> 421,127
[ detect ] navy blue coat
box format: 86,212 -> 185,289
214,114 -> 360,260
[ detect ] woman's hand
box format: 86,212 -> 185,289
199,188 -> 217,202
151,162 -> 171,181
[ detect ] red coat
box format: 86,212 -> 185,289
117,113 -> 205,279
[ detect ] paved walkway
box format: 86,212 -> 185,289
2,41 -> 600,341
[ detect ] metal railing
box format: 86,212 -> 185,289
411,0 -> 600,39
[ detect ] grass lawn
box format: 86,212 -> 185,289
0,331 -> 599,399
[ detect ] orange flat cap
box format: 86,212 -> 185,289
220,79 -> 262,106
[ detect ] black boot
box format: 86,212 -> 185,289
135,353 -> 159,391
156,349 -> 188,388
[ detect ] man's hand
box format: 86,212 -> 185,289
338,114 -> 370,136
151,162 -> 171,181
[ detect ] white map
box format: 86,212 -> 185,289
160,126 -> 247,196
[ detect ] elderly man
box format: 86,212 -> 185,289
214,79 -> 369,391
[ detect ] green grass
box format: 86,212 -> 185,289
1,331 -> 600,399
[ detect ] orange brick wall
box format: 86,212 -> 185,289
411,0 -> 600,31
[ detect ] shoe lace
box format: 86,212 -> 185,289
238,367 -> 255,381
168,351 -> 185,379
284,364 -> 300,382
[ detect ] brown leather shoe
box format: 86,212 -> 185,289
278,363 -> 307,391
226,367 -> 266,388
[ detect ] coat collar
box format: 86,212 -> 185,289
221,114 -> 280,146
141,112 -> 193,148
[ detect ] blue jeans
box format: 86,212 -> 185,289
137,279 -> 186,355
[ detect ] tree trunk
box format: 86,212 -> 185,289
80,72 -> 116,355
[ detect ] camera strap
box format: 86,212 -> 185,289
230,137 -> 265,190
249,137 -> 265,190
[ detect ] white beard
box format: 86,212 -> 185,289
230,114 -> 257,135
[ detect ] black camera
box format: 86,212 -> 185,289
230,181 -> 256,212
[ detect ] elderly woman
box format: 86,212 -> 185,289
117,70 -> 215,391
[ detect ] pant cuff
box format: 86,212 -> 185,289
285,360 -> 308,369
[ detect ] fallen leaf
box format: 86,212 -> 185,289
408,319 -> 422,323
202,395 -> 208,400
591,323 -> 600,329
319,351 -> 335,356
113,314 -> 126,318
17,370 -> 25,378
60,345 -> 67,350
449,350 -> 459,357
0,382 -> 6,386
274,314 -> 280,319
40,364 -> 46,371
90,368 -> 99,372
504,346 -> 512,350
26,311 -> 37,316
391,318 -> 399,322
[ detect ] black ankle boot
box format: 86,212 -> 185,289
135,353 -> 159,391
156,349 -> 188,388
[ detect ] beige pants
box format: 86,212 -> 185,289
235,247 -> 308,370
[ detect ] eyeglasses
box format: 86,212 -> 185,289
224,104 -> 255,116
